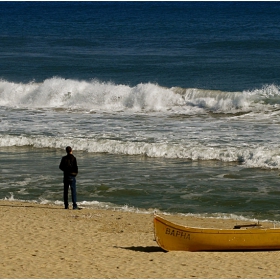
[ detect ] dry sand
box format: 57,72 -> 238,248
0,200 -> 280,279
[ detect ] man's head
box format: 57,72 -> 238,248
66,146 -> 72,154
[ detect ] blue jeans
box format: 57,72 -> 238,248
63,176 -> 77,209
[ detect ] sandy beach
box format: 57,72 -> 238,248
1,201 -> 280,279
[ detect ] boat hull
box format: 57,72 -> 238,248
154,215 -> 280,252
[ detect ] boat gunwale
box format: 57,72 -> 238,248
154,214 -> 280,235
154,215 -> 280,252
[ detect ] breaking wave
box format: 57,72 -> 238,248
1,77 -> 280,114
1,135 -> 280,169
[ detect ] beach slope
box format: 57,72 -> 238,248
0,201 -> 279,279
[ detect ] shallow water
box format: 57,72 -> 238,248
1,146 -> 280,222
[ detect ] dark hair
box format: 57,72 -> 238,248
66,146 -> 72,154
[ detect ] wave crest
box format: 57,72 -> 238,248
1,78 -> 280,114
2,135 -> 280,169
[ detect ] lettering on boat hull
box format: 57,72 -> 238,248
165,227 -> 190,240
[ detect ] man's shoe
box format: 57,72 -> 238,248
73,207 -> 82,210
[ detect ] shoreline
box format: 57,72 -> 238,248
1,200 -> 280,279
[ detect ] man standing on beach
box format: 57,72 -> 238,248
59,146 -> 79,210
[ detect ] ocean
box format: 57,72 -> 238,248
1,1 -> 280,223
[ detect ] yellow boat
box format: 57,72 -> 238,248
154,215 -> 280,252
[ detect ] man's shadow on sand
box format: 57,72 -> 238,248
115,246 -> 166,253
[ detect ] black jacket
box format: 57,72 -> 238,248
59,154 -> 78,177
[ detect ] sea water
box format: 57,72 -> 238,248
1,2 -> 280,222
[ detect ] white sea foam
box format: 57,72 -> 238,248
1,134 -> 280,169
0,78 -> 185,113
1,78 -> 280,114
1,78 -> 280,170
